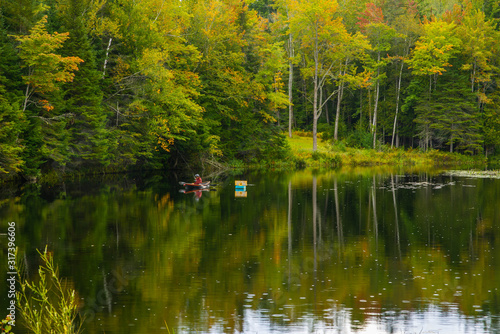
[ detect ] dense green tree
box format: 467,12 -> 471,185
482,92 -> 500,156
56,0 -> 111,170
1,0 -> 48,34
0,9 -> 25,177
426,70 -> 482,153
0,84 -> 24,175
0,9 -> 23,98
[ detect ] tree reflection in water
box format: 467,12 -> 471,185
1,169 -> 499,333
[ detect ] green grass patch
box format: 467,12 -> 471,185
286,133 -> 486,168
286,132 -> 341,168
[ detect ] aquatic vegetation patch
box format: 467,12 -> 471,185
443,170 -> 500,179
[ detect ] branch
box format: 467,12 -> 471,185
29,113 -> 75,124
107,103 -> 144,118
23,84 -> 34,112
319,89 -> 339,110
152,0 -> 166,24
318,61 -> 336,89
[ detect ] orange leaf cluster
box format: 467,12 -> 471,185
357,3 -> 385,31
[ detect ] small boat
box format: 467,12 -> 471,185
179,181 -> 211,191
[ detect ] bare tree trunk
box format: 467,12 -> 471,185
368,89 -> 372,131
23,83 -> 31,112
334,76 -> 345,141
312,37 -> 319,152
391,59 -> 404,148
102,37 -> 113,79
333,58 -> 349,141
325,88 -> 329,124
372,52 -> 381,149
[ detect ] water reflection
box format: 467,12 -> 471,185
1,169 -> 500,333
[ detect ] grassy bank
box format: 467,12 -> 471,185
287,132 -> 486,168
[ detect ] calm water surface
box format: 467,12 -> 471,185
1,168 -> 500,333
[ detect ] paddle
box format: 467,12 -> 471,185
179,181 -> 217,186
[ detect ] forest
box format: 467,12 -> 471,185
0,0 -> 500,180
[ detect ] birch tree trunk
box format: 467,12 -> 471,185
325,89 -> 329,124
334,78 -> 344,141
372,51 -> 381,149
312,34 -> 319,152
334,60 -> 348,141
23,83 -> 31,113
102,37 -> 113,79
391,59 -> 404,148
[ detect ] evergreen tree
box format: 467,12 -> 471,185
0,8 -> 25,177
483,92 -> 500,156
0,84 -> 25,175
0,8 -> 23,99
58,0 -> 111,170
1,0 -> 48,34
414,70 -> 482,153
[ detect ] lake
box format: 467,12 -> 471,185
1,168 -> 500,333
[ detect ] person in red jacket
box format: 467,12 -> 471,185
194,174 -> 202,184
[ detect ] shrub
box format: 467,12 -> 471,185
311,151 -> 342,167
330,140 -> 347,152
227,159 -> 245,168
16,247 -> 82,334
346,129 -> 372,149
293,130 -> 312,137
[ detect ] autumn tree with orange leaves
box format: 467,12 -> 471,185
15,15 -> 83,174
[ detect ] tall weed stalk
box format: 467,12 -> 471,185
16,247 -> 82,334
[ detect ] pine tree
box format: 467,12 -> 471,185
58,0 -> 111,170
415,70 -> 481,154
0,8 -> 25,177
0,85 -> 25,176
0,8 -> 23,99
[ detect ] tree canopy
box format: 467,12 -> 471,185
1,0 -> 500,179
